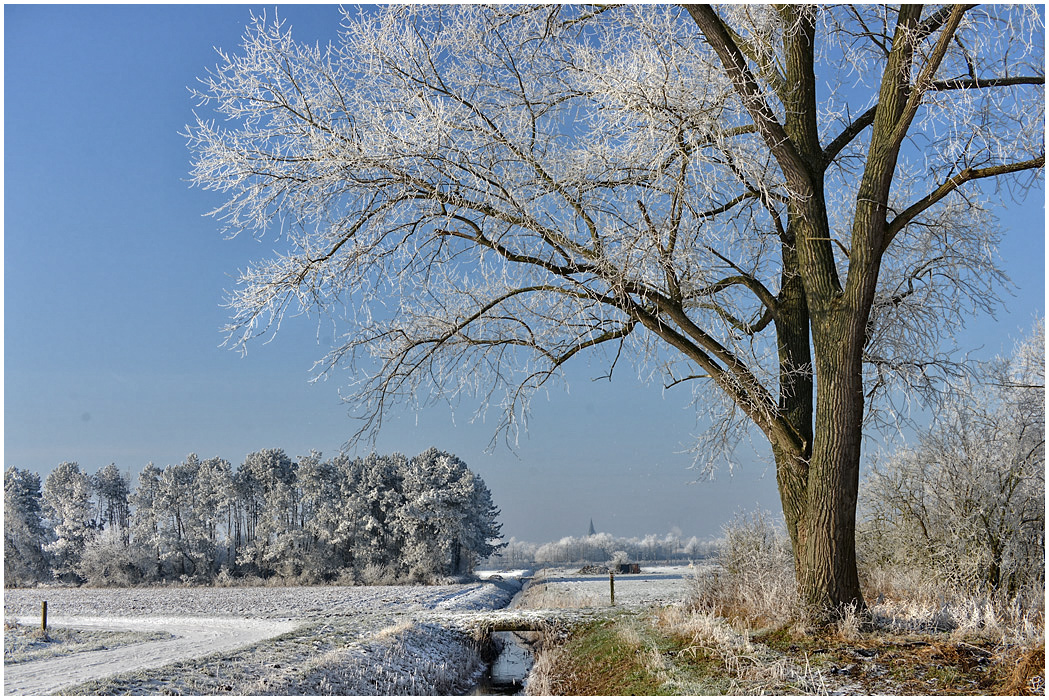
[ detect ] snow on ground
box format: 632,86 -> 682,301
4,616 -> 300,695
475,569 -> 532,580
239,621 -> 486,695
4,622 -> 173,665
530,564 -> 707,609
3,579 -> 521,695
2,569 -> 702,695
3,581 -> 515,619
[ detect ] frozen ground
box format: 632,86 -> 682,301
4,581 -> 513,619
4,616 -> 300,695
3,579 -> 521,695
2,568 -> 699,695
4,622 -> 173,665
526,564 -> 704,609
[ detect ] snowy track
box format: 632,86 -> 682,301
4,616 -> 300,695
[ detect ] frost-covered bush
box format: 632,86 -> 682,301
690,510 -> 797,626
359,562 -> 396,586
609,550 -> 630,570
77,530 -> 140,587
859,322 -> 1045,604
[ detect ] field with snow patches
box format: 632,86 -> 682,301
3,577 -> 522,695
3,566 -> 699,695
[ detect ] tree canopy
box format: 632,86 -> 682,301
187,4 -> 1044,619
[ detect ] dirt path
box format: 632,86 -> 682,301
4,615 -> 300,695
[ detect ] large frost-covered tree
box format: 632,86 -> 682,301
236,448 -> 300,575
187,5 -> 1044,619
349,452 -> 408,576
42,461 -> 96,581
293,451 -> 344,579
400,448 -> 503,577
130,462 -> 165,580
93,463 -> 131,547
157,455 -> 203,577
192,456 -> 236,576
4,467 -> 50,586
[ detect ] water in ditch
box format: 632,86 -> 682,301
471,630 -> 535,695
471,573 -> 537,695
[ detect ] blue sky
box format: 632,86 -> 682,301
4,5 -> 1044,543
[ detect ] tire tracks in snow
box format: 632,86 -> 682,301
4,615 -> 300,695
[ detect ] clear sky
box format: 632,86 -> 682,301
4,5 -> 1045,544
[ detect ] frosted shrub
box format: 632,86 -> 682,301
334,569 -> 357,586
609,551 -> 630,570
359,563 -> 394,586
859,322 -> 1045,618
77,531 -> 139,587
214,566 -> 236,588
691,510 -> 797,626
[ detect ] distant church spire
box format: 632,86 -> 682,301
588,518 -> 596,536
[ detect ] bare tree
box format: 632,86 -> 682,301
861,321 -> 1045,600
186,5 -> 1044,620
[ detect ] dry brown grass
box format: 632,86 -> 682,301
515,578 -> 599,610
997,643 -> 1045,696
525,513 -> 1044,695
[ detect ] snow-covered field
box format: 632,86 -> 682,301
3,567 -> 701,695
4,580 -> 515,619
526,564 -> 705,609
3,578 -> 521,695
4,616 -> 301,695
4,622 -> 173,665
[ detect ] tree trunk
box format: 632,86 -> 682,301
770,311 -> 867,622
780,322 -> 870,606
800,309 -> 867,618
773,237 -> 814,556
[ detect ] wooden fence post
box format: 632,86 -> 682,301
609,571 -> 615,606
41,601 -> 48,633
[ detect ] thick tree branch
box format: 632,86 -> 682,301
822,104 -> 878,166
683,4 -> 814,197
932,76 -> 1045,90
884,155 -> 1047,250
888,5 -> 969,151
823,77 -> 1044,167
626,300 -> 803,455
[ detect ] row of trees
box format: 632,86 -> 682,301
5,447 -> 503,587
485,532 -> 719,568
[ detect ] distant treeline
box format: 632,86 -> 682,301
482,532 -> 718,569
4,447 -> 503,587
